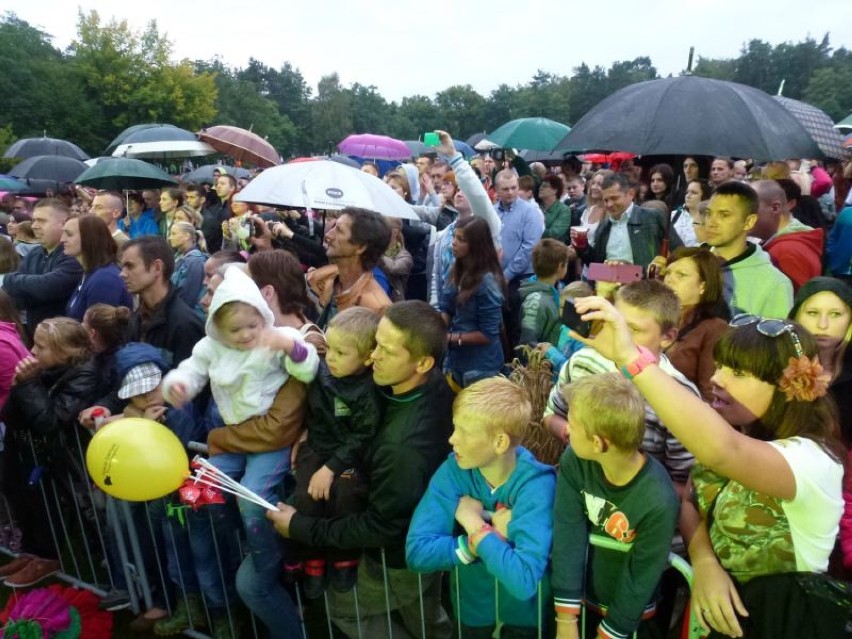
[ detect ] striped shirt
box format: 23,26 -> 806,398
544,348 -> 698,484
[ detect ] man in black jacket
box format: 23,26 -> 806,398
578,173 -> 683,273
201,174 -> 236,253
269,300 -> 454,639
119,236 -> 204,367
1,199 -> 83,337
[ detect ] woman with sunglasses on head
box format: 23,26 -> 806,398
570,297 -> 845,638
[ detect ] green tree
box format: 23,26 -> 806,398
804,64 -> 852,121
434,85 -> 487,139
311,73 -> 353,154
348,83 -> 390,135
69,11 -> 217,149
398,95 -> 440,137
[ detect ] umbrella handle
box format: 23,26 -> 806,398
660,238 -> 670,260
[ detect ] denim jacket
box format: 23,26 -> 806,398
440,271 -> 504,386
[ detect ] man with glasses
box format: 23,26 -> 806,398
704,181 -> 793,318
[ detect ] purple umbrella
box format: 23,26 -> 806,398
338,134 -> 411,160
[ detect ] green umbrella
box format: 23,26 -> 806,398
75,157 -> 177,190
486,117 -> 571,151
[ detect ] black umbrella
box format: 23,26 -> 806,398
555,76 -> 821,161
104,124 -> 197,155
4,137 -> 89,161
773,96 -> 847,160
104,124 -> 162,155
9,155 -> 88,183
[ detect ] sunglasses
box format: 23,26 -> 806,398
729,314 -> 803,358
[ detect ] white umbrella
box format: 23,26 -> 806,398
112,140 -> 217,159
234,160 -> 419,220
473,138 -> 499,151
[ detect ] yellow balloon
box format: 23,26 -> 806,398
86,417 -> 189,501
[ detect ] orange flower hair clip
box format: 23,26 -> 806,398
778,355 -> 831,402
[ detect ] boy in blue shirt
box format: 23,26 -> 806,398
407,377 -> 556,638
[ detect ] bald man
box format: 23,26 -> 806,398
752,179 -> 823,291
90,191 -> 130,248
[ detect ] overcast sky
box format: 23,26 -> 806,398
6,0 -> 851,103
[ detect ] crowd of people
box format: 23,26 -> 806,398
0,129 -> 849,639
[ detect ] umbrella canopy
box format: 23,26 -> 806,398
835,113 -> 852,131
75,157 -> 177,190
466,132 -> 488,148
556,76 -> 821,161
487,117 -> 571,151
112,140 -> 217,160
198,125 -> 280,168
473,138 -> 499,151
104,124 -> 169,155
0,175 -> 28,191
235,160 -> 418,220
4,137 -> 89,161
520,149 -> 569,163
773,96 -> 847,160
452,140 -> 476,158
9,155 -> 88,182
338,134 -> 411,161
404,140 -> 431,157
181,164 -> 252,185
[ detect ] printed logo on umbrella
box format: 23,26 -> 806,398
326,188 -> 344,199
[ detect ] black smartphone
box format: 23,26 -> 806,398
562,299 -> 590,338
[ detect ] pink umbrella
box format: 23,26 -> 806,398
338,133 -> 411,160
198,125 -> 281,168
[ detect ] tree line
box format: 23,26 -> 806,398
1,10 -> 850,161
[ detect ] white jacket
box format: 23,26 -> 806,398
162,266 -> 319,424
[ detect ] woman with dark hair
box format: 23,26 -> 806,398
670,179 -> 713,247
570,296 -> 845,638
248,249 -> 326,356
538,174 -> 572,241
440,216 -> 505,389
645,163 -> 676,210
61,215 -> 132,321
663,247 -> 730,400
119,191 -> 158,239
158,188 -> 185,239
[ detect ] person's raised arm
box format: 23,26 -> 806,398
570,296 -> 796,500
435,131 -> 502,248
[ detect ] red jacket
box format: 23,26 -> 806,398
763,224 -> 824,291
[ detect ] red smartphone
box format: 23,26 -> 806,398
588,262 -> 643,284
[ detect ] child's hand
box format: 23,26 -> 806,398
221,220 -> 232,240
13,356 -> 41,384
168,383 -> 189,408
491,507 -> 512,539
308,465 -> 334,501
143,404 -> 167,423
79,406 -> 111,429
555,617 -> 580,639
258,328 -> 294,354
455,496 -> 485,531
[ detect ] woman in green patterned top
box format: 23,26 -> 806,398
568,297 -> 845,639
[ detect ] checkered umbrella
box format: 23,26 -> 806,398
773,96 -> 848,160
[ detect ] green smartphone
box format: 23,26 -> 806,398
423,132 -> 440,147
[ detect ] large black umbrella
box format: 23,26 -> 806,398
773,96 -> 847,160
4,137 -> 89,161
9,155 -> 88,182
75,157 -> 177,190
555,76 -> 821,161
104,124 -> 162,155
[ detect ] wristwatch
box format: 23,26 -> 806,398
620,346 -> 658,380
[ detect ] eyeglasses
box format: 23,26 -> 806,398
729,314 -> 803,358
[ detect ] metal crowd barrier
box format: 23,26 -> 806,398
0,430 -> 703,639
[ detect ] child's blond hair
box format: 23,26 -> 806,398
327,307 -> 380,359
212,300 -> 262,329
453,377 -> 532,445
35,317 -> 92,368
563,373 -> 645,451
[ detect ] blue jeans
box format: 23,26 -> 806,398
212,450 -> 291,631
184,500 -> 242,611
